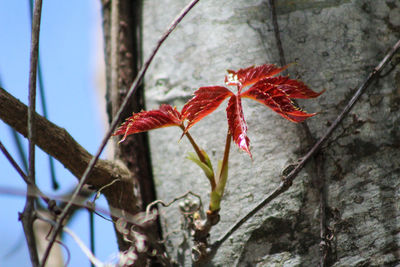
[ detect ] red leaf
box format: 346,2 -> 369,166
241,85 -> 316,123
182,86 -> 234,132
226,94 -> 251,157
113,104 -> 182,142
225,64 -> 288,88
260,76 -> 324,99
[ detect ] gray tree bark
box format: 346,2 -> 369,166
142,0 -> 400,266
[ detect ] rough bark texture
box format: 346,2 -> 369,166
142,0 -> 400,266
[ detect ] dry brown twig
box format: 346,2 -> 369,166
21,0 -> 43,265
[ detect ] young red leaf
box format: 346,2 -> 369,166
259,76 -> 324,99
224,64 -> 288,88
226,94 -> 251,157
241,85 -> 315,123
182,86 -> 234,132
113,104 -> 182,142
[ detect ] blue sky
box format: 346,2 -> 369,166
0,0 -> 118,265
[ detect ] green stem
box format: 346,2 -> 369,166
209,131 -> 231,212
216,131 -> 231,191
180,125 -> 205,163
180,125 -> 216,189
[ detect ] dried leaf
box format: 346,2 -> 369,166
182,86 -> 233,132
226,94 -> 251,157
113,104 -> 182,142
225,64 -> 288,88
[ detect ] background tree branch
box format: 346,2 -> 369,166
0,86 -> 148,263
0,87 -> 131,188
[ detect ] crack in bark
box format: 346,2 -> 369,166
267,1 -> 330,264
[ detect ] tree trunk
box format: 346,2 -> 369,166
142,0 -> 400,266
100,0 -> 162,255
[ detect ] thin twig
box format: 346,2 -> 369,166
10,128 -> 29,172
28,0 -> 58,190
36,214 -> 104,267
28,0 -> 42,205
146,191 -> 203,215
0,139 -> 51,204
0,140 -> 30,184
40,1 -> 201,264
22,0 -> 43,265
0,184 -> 115,224
89,211 -> 95,267
213,39 -> 400,250
0,183 -> 160,233
91,178 -> 121,203
0,75 -> 29,173
35,213 -> 72,266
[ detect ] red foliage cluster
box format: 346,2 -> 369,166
113,64 -> 323,157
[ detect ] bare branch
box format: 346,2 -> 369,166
0,87 -> 131,188
213,38 -> 400,250
27,0 -> 42,184
0,140 -> 29,184
28,0 -> 59,190
9,128 -> 28,172
0,139 -> 52,205
0,86 -> 142,255
0,184 -> 148,228
23,0 -> 43,264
